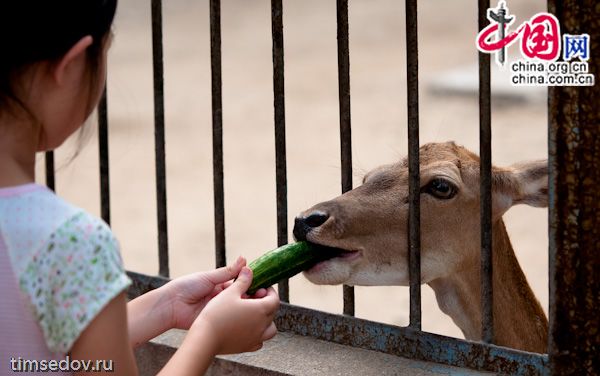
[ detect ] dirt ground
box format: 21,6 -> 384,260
40,0 -> 549,339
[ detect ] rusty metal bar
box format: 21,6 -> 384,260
548,1 -> 599,374
271,0 -> 289,303
276,303 -> 548,375
405,0 -> 421,330
124,270 -> 547,375
98,89 -> 110,225
478,0 -> 493,344
210,0 -> 226,268
151,0 -> 169,278
337,0 -> 355,317
45,152 -> 55,191
126,271 -> 169,300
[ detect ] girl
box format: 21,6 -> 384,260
0,1 -> 279,375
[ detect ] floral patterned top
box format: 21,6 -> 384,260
0,183 -> 131,356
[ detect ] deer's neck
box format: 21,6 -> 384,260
427,220 -> 548,353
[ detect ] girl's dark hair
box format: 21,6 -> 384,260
0,0 -> 118,115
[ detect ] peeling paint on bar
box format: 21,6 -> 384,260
548,1 -> 600,374
275,303 -> 547,375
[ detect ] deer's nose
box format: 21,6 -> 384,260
293,212 -> 329,241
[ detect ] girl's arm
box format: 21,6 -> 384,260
71,267 -> 278,376
155,322 -> 218,376
70,292 -> 139,375
127,286 -> 173,348
73,291 -> 216,376
127,295 -> 220,376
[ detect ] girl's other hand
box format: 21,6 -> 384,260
165,256 -> 248,330
190,267 -> 280,355
128,256 -> 272,349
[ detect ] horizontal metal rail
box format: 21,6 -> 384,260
125,272 -> 547,375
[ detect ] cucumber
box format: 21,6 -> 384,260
246,241 -> 333,295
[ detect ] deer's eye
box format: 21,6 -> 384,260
423,178 -> 457,199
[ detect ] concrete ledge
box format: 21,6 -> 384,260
135,329 -> 494,375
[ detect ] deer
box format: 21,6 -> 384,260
293,141 -> 548,353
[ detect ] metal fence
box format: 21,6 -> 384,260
44,0 -> 599,374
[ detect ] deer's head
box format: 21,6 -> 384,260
294,142 -> 548,286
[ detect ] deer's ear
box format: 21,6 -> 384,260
492,160 -> 548,217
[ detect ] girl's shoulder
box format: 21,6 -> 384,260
0,182 -> 116,253
0,183 -> 85,243
0,183 -> 131,354
0,183 -> 118,263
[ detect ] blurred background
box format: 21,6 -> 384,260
38,0 -> 548,339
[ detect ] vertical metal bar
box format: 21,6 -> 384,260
478,0 -> 493,344
45,152 -> 55,191
151,0 -> 169,278
406,0 -> 421,330
98,89 -> 111,225
337,0 -> 355,317
210,0 -> 226,268
548,1 -> 599,374
271,0 -> 289,302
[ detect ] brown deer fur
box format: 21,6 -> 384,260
296,142 -> 548,353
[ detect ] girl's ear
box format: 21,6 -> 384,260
53,36 -> 94,85
491,160 -> 548,218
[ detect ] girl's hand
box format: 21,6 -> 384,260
165,256 -> 268,330
190,267 -> 280,355
128,256 -> 270,348
157,267 -> 279,375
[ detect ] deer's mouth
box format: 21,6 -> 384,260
305,242 -> 361,271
